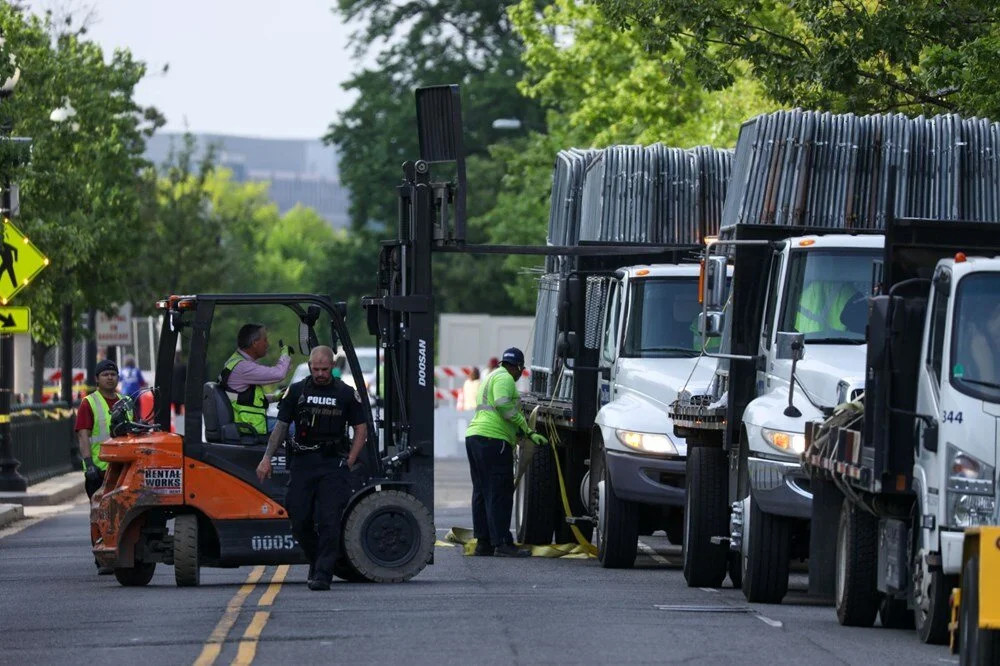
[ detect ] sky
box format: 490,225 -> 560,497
46,0 -> 363,140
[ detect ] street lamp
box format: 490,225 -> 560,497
0,37 -> 26,491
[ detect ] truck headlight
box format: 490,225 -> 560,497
616,429 -> 677,455
761,427 -> 806,455
945,445 -> 995,528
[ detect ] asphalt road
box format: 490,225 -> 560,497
0,460 -> 956,665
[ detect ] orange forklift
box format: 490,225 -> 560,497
90,293 -> 434,586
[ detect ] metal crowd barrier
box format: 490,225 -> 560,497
10,402 -> 77,485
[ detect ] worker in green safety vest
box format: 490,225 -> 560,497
794,281 -> 865,335
75,358 -> 131,500
218,323 -> 292,435
464,347 -> 548,558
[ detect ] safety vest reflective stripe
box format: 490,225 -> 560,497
474,371 -> 502,413
84,392 -> 120,471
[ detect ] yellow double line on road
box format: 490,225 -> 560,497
193,564 -> 289,666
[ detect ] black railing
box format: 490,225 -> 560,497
10,402 -> 77,485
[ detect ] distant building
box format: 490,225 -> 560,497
145,133 -> 350,230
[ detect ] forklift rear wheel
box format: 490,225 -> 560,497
682,446 -> 728,587
342,490 -> 434,583
115,561 -> 156,587
174,514 -> 201,587
834,499 -> 879,627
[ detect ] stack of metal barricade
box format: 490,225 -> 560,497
530,144 -> 734,399
722,110 -> 1000,231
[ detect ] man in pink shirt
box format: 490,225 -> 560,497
219,323 -> 292,434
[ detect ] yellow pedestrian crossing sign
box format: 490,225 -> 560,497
0,306 -> 29,333
0,219 -> 49,305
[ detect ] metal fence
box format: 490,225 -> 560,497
10,403 -> 77,485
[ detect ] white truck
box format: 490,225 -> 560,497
522,256 -> 722,568
671,229 -> 884,602
804,217 -> 1000,645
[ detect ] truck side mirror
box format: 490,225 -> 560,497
775,332 -> 805,361
699,312 -> 723,338
702,255 -> 728,311
921,419 -> 938,453
557,331 -> 579,359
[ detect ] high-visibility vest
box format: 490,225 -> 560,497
465,368 -> 530,445
219,352 -> 268,435
83,391 -> 123,471
795,282 -> 855,334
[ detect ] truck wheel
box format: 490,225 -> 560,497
912,511 -> 954,644
115,561 -> 156,587
514,441 -> 557,544
741,496 -> 790,604
596,461 -> 638,568
834,499 -> 879,626
555,443 -> 591,544
173,514 -> 200,587
682,446 -> 728,588
879,597 -> 914,629
959,553 -> 1000,665
727,551 -> 743,590
342,490 -> 434,583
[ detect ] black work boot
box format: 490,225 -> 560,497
495,543 -> 531,558
307,562 -> 317,584
307,578 -> 331,591
472,540 -> 494,556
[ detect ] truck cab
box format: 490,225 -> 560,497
736,234 -> 884,600
912,255 -> 1000,631
590,263 -> 722,567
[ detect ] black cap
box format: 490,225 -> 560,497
95,359 -> 118,377
501,347 -> 524,366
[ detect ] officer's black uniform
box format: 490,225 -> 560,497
277,375 -> 366,588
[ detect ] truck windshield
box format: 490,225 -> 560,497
622,278 -> 701,358
778,248 -> 881,344
951,272 -> 1000,403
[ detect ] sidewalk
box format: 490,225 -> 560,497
0,471 -> 84,508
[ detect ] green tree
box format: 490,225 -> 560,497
594,0 -> 1000,117
0,6 -> 162,398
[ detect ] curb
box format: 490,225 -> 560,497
0,471 -> 85,507
0,503 -> 25,529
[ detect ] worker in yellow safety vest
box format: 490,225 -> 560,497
464,347 -> 548,558
218,323 -> 292,434
75,359 -> 130,499
794,281 -> 864,335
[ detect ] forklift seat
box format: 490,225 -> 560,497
202,382 -> 266,446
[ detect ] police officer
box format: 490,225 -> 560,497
465,347 -> 548,557
256,345 -> 367,590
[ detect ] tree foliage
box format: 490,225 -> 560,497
595,0 -> 1000,117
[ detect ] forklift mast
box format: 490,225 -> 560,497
363,85 -> 468,513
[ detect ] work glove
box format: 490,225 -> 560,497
528,431 -> 548,447
277,339 -> 294,357
84,457 -> 100,484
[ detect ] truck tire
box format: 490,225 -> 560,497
682,446 -> 728,588
959,553 -> 1000,665
742,496 -> 790,604
834,499 -> 879,627
554,443 -> 591,544
596,461 -> 638,568
173,514 -> 200,587
515,442 -> 557,545
115,561 -> 156,587
727,551 -> 743,590
342,490 -> 434,583
912,508 -> 954,644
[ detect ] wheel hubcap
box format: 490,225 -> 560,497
361,507 -> 419,567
